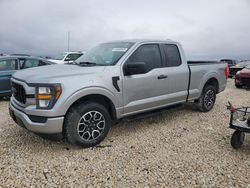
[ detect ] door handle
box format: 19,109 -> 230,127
157,75 -> 168,79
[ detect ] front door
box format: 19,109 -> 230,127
0,59 -> 17,95
122,44 -> 169,116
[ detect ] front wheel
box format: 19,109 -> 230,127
196,85 -> 216,112
64,102 -> 112,147
231,131 -> 245,149
235,83 -> 242,88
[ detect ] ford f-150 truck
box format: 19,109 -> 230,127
9,39 -> 229,147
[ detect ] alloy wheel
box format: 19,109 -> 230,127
77,111 -> 105,141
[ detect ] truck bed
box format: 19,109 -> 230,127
187,61 -> 227,102
187,61 -> 224,65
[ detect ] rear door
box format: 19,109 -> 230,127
160,44 -> 189,103
0,59 -> 18,95
122,43 -> 170,115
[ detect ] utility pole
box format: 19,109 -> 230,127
67,31 -> 70,52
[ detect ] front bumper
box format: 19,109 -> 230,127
235,76 -> 250,87
9,102 -> 64,134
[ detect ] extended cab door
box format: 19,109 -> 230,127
0,59 -> 18,95
122,44 -> 170,116
160,44 -> 189,103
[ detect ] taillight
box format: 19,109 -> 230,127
224,64 -> 229,80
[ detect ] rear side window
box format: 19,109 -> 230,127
0,59 -> 16,71
128,44 -> 162,72
163,44 -> 181,67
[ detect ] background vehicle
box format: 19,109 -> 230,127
9,39 -> 228,147
49,51 -> 84,64
220,59 -> 238,67
229,61 -> 250,77
235,65 -> 250,88
227,102 -> 250,149
0,56 -> 54,97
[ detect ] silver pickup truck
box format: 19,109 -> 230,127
9,39 -> 229,147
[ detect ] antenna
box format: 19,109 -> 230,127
67,31 -> 70,52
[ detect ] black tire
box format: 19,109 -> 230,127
235,78 -> 243,88
231,131 -> 245,149
196,85 -> 216,112
64,102 -> 111,147
235,84 -> 242,88
36,133 -> 63,141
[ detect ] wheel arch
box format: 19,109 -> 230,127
203,77 -> 219,93
65,94 -> 117,120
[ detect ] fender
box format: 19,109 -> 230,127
62,86 -> 118,115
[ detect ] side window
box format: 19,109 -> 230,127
65,54 -> 83,61
128,44 -> 162,72
0,59 -> 16,71
163,44 -> 181,67
22,59 -> 40,69
38,60 -> 48,66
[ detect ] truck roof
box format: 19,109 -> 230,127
106,39 -> 177,44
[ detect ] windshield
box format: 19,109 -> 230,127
54,53 -> 67,60
237,61 -> 250,67
75,42 -> 134,65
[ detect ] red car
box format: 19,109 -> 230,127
235,65 -> 250,88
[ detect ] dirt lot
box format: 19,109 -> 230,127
0,79 -> 250,187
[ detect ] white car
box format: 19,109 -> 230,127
50,51 -> 84,64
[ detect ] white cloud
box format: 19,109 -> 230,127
0,0 -> 249,60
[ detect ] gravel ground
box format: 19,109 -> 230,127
0,79 -> 250,187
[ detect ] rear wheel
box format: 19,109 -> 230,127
231,131 -> 245,149
64,102 -> 111,147
196,85 -> 216,112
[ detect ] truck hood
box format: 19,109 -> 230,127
12,64 -> 106,83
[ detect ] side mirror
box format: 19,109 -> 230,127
124,62 -> 146,75
65,57 -> 70,61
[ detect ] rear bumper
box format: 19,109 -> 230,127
9,102 -> 64,134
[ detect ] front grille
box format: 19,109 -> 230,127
12,82 -> 26,104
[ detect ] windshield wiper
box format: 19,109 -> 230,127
77,61 -> 97,66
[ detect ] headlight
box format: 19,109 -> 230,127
236,71 -> 241,75
35,84 -> 62,109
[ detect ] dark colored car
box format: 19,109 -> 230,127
220,59 -> 238,67
0,56 -> 54,97
228,61 -> 250,78
235,65 -> 250,88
